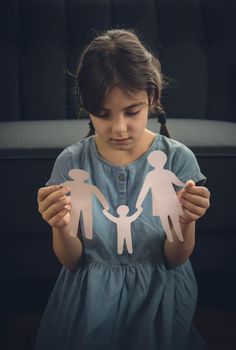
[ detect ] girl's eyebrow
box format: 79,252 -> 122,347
101,102 -> 146,112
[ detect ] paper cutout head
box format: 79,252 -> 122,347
148,150 -> 167,169
117,205 -> 129,216
68,169 -> 89,182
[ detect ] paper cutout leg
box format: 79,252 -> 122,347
69,207 -> 81,237
117,232 -> 125,255
116,227 -> 133,255
117,231 -> 133,254
83,208 -> 93,239
169,214 -> 184,241
160,215 -> 174,242
69,203 -> 93,239
124,231 -> 133,254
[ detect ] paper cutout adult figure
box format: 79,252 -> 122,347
136,150 -> 185,242
103,206 -> 143,254
64,169 -> 109,239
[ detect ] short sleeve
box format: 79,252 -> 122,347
46,147 -> 73,186
171,144 -> 206,186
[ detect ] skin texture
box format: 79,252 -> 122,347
37,86 -> 210,270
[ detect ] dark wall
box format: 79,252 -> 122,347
0,0 -> 236,121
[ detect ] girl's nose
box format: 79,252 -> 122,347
111,116 -> 127,134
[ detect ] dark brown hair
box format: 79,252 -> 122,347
76,29 -> 169,137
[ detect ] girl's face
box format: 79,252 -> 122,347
90,86 -> 150,154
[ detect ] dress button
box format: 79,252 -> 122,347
118,174 -> 126,181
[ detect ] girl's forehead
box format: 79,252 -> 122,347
102,86 -> 148,108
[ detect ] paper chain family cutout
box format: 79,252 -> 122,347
63,150 -> 186,254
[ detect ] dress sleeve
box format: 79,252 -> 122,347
46,147 -> 73,186
172,144 -> 206,186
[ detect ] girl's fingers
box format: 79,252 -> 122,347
38,185 -> 63,202
180,192 -> 210,209
179,208 -> 200,224
178,183 -> 210,224
180,197 -> 206,217
42,197 -> 71,222
37,183 -> 72,228
44,186 -> 71,208
48,209 -> 71,228
185,180 -> 195,187
38,186 -> 70,213
184,185 -> 210,198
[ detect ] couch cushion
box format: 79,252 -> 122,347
1,119 -> 236,158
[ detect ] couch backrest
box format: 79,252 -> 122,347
0,0 -> 235,122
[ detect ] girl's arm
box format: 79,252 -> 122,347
38,185 -> 83,271
52,226 -> 83,272
164,180 -> 210,267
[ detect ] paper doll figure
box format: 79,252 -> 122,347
63,169 -> 109,239
103,206 -> 143,254
136,150 -> 185,242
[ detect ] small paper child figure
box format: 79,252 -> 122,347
63,169 -> 109,239
103,206 -> 143,254
136,150 -> 185,242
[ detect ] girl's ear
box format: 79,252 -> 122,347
85,116 -> 95,138
148,93 -> 160,113
148,95 -> 155,111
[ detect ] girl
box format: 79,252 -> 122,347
36,29 -> 210,350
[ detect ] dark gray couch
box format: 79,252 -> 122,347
0,0 -> 236,326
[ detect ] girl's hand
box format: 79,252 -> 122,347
178,180 -> 210,225
37,185 -> 71,229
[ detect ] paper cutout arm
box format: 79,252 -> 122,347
169,172 -> 185,187
136,179 -> 150,208
103,210 -> 118,223
129,207 -> 143,222
93,187 -> 110,210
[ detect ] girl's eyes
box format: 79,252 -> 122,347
125,110 -> 140,116
97,110 -> 140,119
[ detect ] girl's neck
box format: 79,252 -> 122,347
94,129 -> 157,166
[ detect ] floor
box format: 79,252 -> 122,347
0,310 -> 236,350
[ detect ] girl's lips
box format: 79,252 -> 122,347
110,137 -> 132,145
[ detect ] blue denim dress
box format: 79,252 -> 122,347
35,134 -> 207,350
